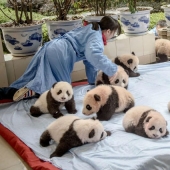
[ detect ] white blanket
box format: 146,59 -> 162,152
1,61 -> 170,170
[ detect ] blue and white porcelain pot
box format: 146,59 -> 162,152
46,19 -> 83,40
0,24 -> 43,56
117,7 -> 153,36
161,5 -> 170,27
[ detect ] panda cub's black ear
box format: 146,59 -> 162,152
131,52 -> 135,55
52,82 -> 57,88
94,94 -> 101,101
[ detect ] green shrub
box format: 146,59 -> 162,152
149,12 -> 165,30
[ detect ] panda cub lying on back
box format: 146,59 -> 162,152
114,52 -> 140,77
30,81 -> 77,118
40,115 -> 111,157
123,106 -> 169,139
95,65 -> 129,88
82,84 -> 135,121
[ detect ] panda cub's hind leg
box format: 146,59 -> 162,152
40,130 -> 52,147
30,106 -> 44,117
123,100 -> 135,113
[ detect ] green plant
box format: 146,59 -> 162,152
0,0 -> 34,26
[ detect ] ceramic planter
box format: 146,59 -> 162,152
117,7 -> 153,36
161,5 -> 170,26
46,19 -> 83,40
1,24 -> 43,56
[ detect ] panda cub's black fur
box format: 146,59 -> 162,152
30,81 -> 77,118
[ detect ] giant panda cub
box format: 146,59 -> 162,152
30,81 -> 77,118
82,84 -> 135,121
155,39 -> 170,62
123,106 -> 169,139
114,52 -> 140,77
95,66 -> 129,89
40,115 -> 111,157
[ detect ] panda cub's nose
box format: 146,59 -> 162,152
61,97 -> 66,100
153,134 -> 158,138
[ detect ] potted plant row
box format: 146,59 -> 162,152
0,0 -> 44,56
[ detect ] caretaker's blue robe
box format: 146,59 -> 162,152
10,24 -> 117,94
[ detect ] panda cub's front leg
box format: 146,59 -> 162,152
48,103 -> 63,118
65,96 -> 77,114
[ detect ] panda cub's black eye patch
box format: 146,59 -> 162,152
149,126 -> 155,130
123,80 -> 126,84
66,90 -> 70,96
86,104 -> 92,110
115,79 -> 119,84
159,128 -> 163,133
57,90 -> 62,95
134,66 -> 136,70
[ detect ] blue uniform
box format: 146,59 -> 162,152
149,27 -> 158,36
10,24 -> 117,94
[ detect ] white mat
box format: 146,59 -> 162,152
1,62 -> 170,170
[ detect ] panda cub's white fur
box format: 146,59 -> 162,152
40,115 -> 111,157
95,65 -> 129,88
114,52 -> 140,77
30,81 -> 77,118
123,106 -> 169,139
82,84 -> 135,121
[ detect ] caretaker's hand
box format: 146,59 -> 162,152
109,72 -> 117,83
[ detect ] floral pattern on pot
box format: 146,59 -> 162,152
1,24 -> 43,56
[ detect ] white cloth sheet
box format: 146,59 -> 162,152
1,61 -> 170,170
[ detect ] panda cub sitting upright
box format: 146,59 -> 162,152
30,81 -> 77,118
123,106 -> 169,139
40,115 -> 111,157
82,84 -> 135,121
114,52 -> 140,77
95,65 -> 129,89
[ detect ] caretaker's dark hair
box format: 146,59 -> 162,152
156,20 -> 167,28
89,16 -> 121,36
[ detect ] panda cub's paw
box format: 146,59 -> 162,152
53,112 -> 63,119
68,109 -> 77,114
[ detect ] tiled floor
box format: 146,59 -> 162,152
0,136 -> 32,170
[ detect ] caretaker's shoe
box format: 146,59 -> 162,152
13,87 -> 36,102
